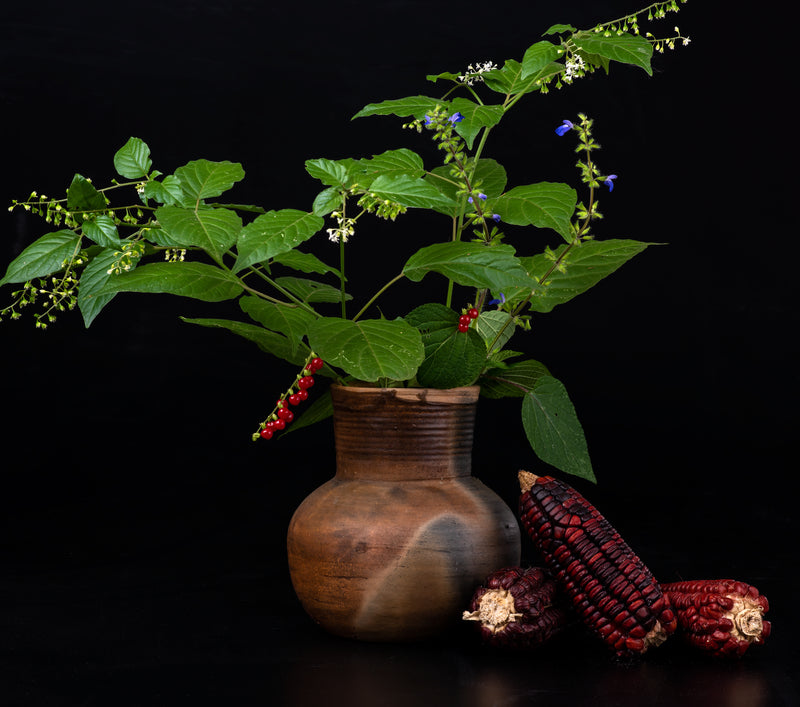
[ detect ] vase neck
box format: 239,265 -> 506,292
331,386 -> 478,481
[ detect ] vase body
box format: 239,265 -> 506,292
287,384 -> 521,641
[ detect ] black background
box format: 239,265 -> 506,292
1,1 -> 797,705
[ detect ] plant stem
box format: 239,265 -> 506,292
352,273 -> 405,322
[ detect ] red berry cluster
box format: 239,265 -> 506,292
458,307 -> 480,332
256,356 -> 324,440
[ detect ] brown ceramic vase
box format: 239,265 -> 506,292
286,384 -> 521,641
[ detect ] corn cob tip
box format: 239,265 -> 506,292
518,470 -> 540,494
462,588 -> 523,634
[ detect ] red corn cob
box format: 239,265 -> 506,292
463,566 -> 570,648
660,579 -> 771,658
518,470 -> 677,659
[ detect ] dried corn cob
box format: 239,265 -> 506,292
463,566 -> 570,648
660,579 -> 771,658
518,470 -> 677,659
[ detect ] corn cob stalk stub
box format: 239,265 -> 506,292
660,579 -> 771,658
518,470 -> 677,658
463,566 -> 570,648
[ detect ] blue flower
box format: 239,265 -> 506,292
555,119 -> 574,136
487,292 -> 506,306
424,115 -> 434,126
491,213 -> 501,223
467,193 -> 487,204
448,112 -> 464,124
603,174 -> 618,192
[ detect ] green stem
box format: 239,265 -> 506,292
352,273 -> 406,322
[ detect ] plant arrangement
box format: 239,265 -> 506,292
1,2 -> 691,483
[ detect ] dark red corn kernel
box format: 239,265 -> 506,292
660,579 -> 770,658
518,470 -> 677,660
463,566 -> 571,649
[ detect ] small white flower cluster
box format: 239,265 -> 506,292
458,61 -> 498,87
164,248 -> 187,263
563,54 -> 586,84
326,211 -> 356,244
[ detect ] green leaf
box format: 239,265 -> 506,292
367,174 -> 457,211
522,376 -> 595,482
352,148 -> 425,188
0,230 -> 81,286
474,310 -> 515,353
542,23 -> 577,36
352,95 -> 443,121
483,59 -> 558,96
493,182 -> 577,240
239,295 -> 316,345
304,158 -> 351,187
273,249 -> 341,278
403,241 -> 537,292
98,261 -> 243,302
573,31 -> 654,75
307,317 -> 424,382
174,159 -> 245,203
234,209 -> 323,272
142,175 -> 184,205
526,239 -> 652,313
425,71 -> 461,83
113,137 -> 152,179
181,317 -> 308,365
155,206 -> 242,262
81,215 -> 123,249
449,99 -> 505,149
480,358 -> 551,399
274,276 -> 348,304
404,303 -> 487,388
520,40 -> 563,78
76,248 -> 119,326
66,174 -> 107,221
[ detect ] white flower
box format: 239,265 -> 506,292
458,61 -> 498,86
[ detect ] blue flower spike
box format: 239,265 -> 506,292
603,174 -> 618,192
467,193 -> 487,204
487,292 -> 506,306
555,119 -> 574,136
448,112 -> 464,124
491,213 -> 501,223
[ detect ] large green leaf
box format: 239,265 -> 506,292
67,174 -> 107,220
181,317 -> 307,365
142,175 -> 184,206
274,276 -> 348,304
304,158 -> 353,187
525,238 -> 651,313
483,58 -> 561,96
113,137 -> 152,179
403,241 -> 537,292
307,317 -> 424,382
474,309 -> 515,353
449,99 -> 505,149
98,261 -> 243,302
522,376 -> 595,482
273,250 -> 341,278
574,31 -> 654,75
351,149 -> 425,188
239,295 -> 316,345
520,41 -> 563,78
0,230 -> 81,285
155,206 -> 242,262
493,182 -> 577,240
480,358 -> 551,399
81,215 -> 123,249
76,248 -> 119,326
173,159 -> 245,203
366,174 -> 457,211
352,96 -> 443,121
404,303 -> 487,388
234,209 -> 323,272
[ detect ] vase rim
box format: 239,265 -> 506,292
331,383 -> 480,404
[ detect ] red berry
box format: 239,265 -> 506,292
309,357 -> 324,372
259,427 -> 274,440
277,408 -> 294,422
468,307 -> 480,319
272,418 -> 286,430
276,399 -> 288,409
458,323 -> 470,333
297,389 -> 309,401
298,375 -> 315,390
459,314 -> 472,326
288,393 -> 302,406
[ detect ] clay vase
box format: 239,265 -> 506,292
286,384 -> 521,641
